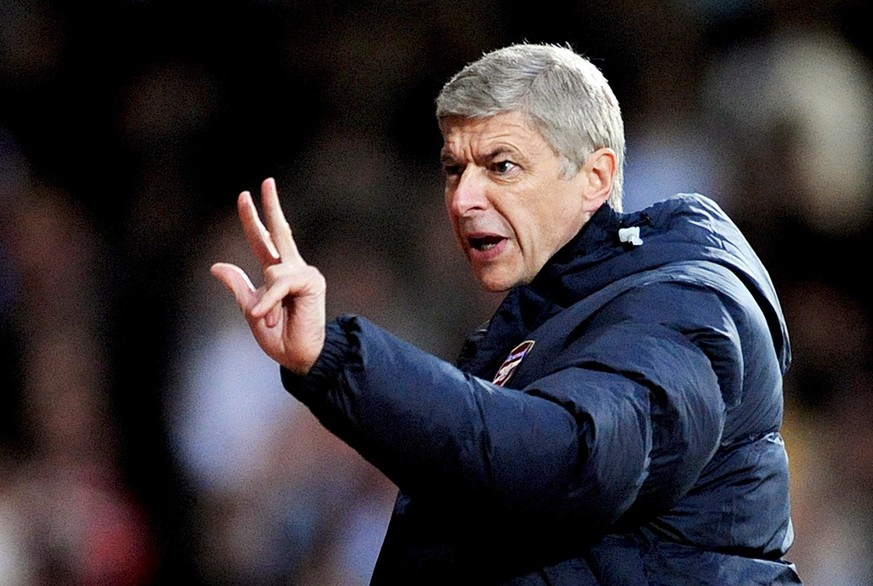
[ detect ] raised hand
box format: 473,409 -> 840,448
210,177 -> 326,374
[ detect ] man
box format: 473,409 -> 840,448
211,43 -> 801,584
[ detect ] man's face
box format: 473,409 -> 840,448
440,112 -> 598,292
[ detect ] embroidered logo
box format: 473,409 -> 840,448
492,340 -> 536,387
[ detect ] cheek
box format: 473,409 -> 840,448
531,204 -> 564,236
529,201 -> 580,251
443,193 -> 458,229
447,217 -> 466,250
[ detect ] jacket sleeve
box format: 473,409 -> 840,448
523,280 -> 738,526
281,315 -> 584,514
281,284 -> 728,531
524,320 -> 726,527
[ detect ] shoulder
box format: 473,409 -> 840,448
638,192 -> 727,218
635,193 -> 735,238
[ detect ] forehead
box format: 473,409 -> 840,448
439,112 -> 549,158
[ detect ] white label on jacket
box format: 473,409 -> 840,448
492,340 -> 536,387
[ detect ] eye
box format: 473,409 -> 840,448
493,160 -> 517,175
441,161 -> 463,178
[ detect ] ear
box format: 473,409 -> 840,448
581,147 -> 617,211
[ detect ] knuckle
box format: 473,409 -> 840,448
277,220 -> 293,237
263,264 -> 283,281
303,264 -> 325,280
262,263 -> 324,292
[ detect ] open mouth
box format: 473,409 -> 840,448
470,235 -> 504,251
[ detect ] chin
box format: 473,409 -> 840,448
470,260 -> 528,292
480,283 -> 511,293
475,273 -> 518,293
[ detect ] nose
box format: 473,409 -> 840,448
447,167 -> 489,217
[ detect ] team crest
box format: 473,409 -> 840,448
492,340 -> 536,387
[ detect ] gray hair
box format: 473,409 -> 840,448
436,43 -> 625,211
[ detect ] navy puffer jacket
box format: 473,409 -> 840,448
282,194 -> 801,585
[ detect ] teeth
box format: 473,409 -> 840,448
471,236 -> 501,251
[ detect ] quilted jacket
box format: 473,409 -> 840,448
281,194 -> 801,585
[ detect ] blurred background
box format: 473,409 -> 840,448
1,0 -> 871,584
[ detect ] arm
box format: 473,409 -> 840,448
281,308 -> 726,531
281,315 -> 587,513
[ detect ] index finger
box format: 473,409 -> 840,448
261,177 -> 305,265
238,190 -> 281,269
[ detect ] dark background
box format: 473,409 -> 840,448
2,1 -> 872,584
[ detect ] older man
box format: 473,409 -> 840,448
211,43 -> 801,584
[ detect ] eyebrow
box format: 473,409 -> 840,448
484,147 -> 516,161
439,146 -> 518,166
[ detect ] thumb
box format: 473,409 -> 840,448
210,262 -> 257,311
